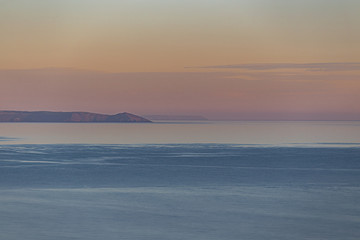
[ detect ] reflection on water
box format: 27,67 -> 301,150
0,144 -> 360,240
1,122 -> 360,239
0,121 -> 360,146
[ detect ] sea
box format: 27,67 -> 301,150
0,121 -> 360,240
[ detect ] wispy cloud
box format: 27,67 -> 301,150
191,62 -> 360,72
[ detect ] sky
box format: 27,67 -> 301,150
1,0 -> 359,120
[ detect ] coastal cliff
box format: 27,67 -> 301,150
0,111 -> 151,122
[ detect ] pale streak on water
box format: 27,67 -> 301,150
0,121 -> 360,240
1,121 -> 360,145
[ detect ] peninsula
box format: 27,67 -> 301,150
0,111 -> 151,123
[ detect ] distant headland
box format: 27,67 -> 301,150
0,111 -> 151,123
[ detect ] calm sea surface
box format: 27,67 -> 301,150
1,121 -> 360,240
1,121 -> 360,146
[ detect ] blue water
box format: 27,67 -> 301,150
1,122 -> 360,239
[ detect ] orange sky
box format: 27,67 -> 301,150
1,0 -> 360,120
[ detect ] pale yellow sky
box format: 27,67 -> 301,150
1,0 -> 359,72
1,0 -> 359,119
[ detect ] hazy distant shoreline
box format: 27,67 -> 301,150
144,115 -> 208,121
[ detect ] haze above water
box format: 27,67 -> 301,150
1,121 -> 360,240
